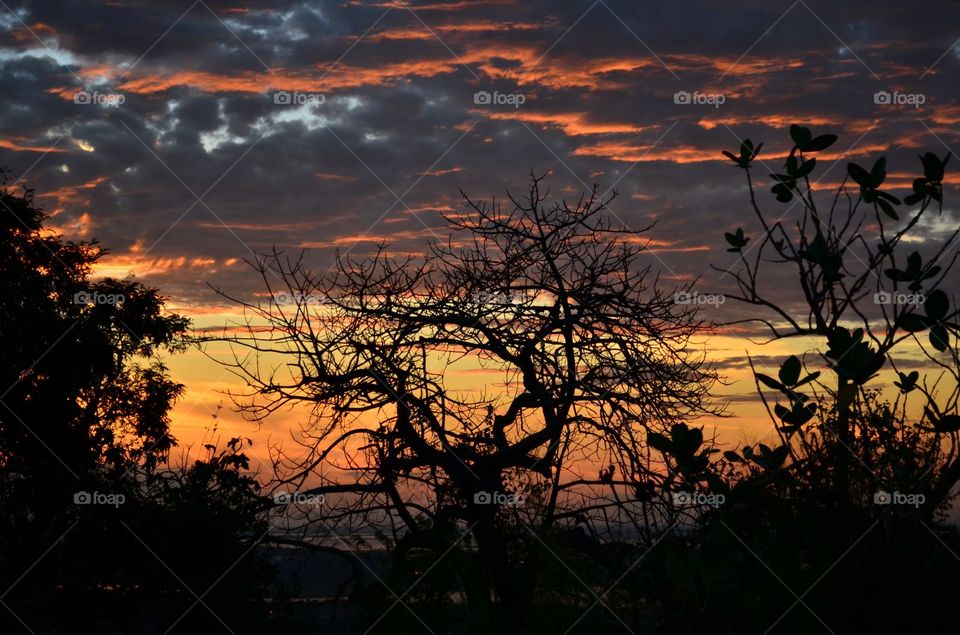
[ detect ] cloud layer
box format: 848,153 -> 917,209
1,0 -> 957,311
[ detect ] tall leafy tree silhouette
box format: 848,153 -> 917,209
0,171 -> 187,467
0,174 -> 276,633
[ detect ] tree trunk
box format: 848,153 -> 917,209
469,505 -> 528,633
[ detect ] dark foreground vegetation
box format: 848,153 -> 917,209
3,125 -> 960,634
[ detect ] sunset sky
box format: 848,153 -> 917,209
2,0 -> 959,466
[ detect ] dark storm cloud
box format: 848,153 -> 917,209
0,0 -> 958,307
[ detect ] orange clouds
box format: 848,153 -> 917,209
44,211 -> 93,239
87,239 -> 241,279
194,221 -> 317,232
623,236 -> 711,253
485,111 -> 647,136
574,140 -> 894,164
697,115 -> 842,131
402,203 -> 458,214
0,137 -> 67,153
813,172 -> 960,192
472,48 -> 665,90
9,21 -> 56,43
113,57 -> 464,95
664,53 -> 806,78
36,15 -> 826,118
346,0 -> 517,10
56,39 -> 678,100
930,105 -> 960,126
367,19 -> 545,41
93,253 -> 235,279
417,166 -> 466,176
574,141 -> 715,164
39,175 -> 109,214
314,172 -> 357,181
299,227 -> 441,248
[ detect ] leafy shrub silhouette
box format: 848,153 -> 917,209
640,125 -> 960,633
0,175 -> 280,633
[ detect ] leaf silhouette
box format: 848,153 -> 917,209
778,355 -> 802,387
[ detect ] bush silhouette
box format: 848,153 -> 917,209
0,174 -> 279,633
637,125 -> 960,633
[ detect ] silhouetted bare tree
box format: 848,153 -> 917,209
213,174 -> 721,628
